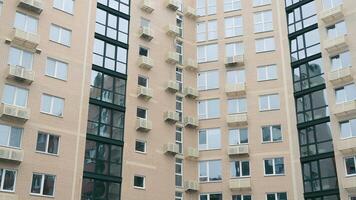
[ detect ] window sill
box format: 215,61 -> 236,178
30,193 -> 55,198
199,180 -> 222,184
230,176 -> 251,179
135,151 -> 147,155
199,148 -> 221,152
35,151 -> 59,157
259,108 -> 280,112
254,30 -> 274,35
199,117 -> 221,121
49,40 -> 71,48
198,60 -> 219,65
0,190 -> 15,194
345,174 -> 356,178
252,3 -> 272,8
53,7 -> 74,16
262,140 -> 283,144
133,186 -> 145,190
45,75 -> 67,82
0,145 -> 21,150
40,111 -> 64,118
256,50 -> 276,54
264,174 -> 285,177
257,78 -> 278,82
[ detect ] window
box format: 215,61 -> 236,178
259,94 -> 280,111
0,0 -> 3,16
327,21 -> 347,39
302,158 -> 338,193
97,0 -> 130,15
53,0 -> 74,14
293,58 -> 324,92
196,0 -> 216,16
0,169 -> 16,192
225,16 -> 243,37
83,140 -> 122,177
93,38 -> 128,74
345,156 -> 356,175
299,123 -> 333,157
8,47 -> 33,69
229,128 -> 248,145
290,29 -> 320,62
95,8 -> 129,44
322,0 -> 343,10
224,0 -> 241,12
36,132 -> 60,155
207,0 -> 216,15
133,175 -> 145,189
198,99 -> 220,119
331,51 -> 352,71
176,158 -> 183,187
287,1 -> 317,34
175,192 -> 183,200
176,14 -> 183,37
81,178 -> 121,200
197,44 -> 218,63
255,37 -> 275,53
266,193 -> 287,200
140,18 -> 150,28
262,125 -> 282,142
253,0 -> 271,7
264,157 -> 285,175
257,65 -> 277,81
335,83 -> 356,104
176,67 -> 183,93
87,104 -> 125,140
46,58 -> 68,80
296,90 -> 329,124
197,20 -> 217,42
232,195 -> 252,200
135,140 -> 146,153
198,70 -> 219,91
176,127 -> 183,154
227,70 -> 245,84
207,20 -> 217,40
200,193 -> 222,200
137,107 -> 147,119
176,40 -> 183,65
285,0 -> 310,7
14,12 -> 38,34
254,10 -> 273,33
41,94 -> 64,117
49,24 -> 72,46
138,76 -> 148,87
340,119 -> 356,139
199,160 -> 222,182
0,124 -> 22,148
231,160 -> 250,177
196,22 -> 206,42
2,84 -> 28,107
199,128 -> 221,150
226,42 -> 244,57
228,98 -> 247,114
31,173 -> 56,196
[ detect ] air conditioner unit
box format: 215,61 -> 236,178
166,0 -> 179,11
184,180 -> 199,191
164,143 -> 179,155
141,0 -> 154,13
164,111 -> 179,123
136,118 -> 152,132
18,0 -> 43,14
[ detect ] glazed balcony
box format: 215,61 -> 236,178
139,26 -> 154,41
337,137 -> 356,154
333,100 -> 356,118
324,35 -> 348,54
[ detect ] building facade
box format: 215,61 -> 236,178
0,0 -> 355,200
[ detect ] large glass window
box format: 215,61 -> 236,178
345,156 -> 356,175
8,47 -> 33,69
228,98 -> 247,114
340,118 -> 356,139
0,124 -> 22,148
293,58 -> 324,92
230,160 -> 250,177
199,128 -> 221,150
254,10 -> 273,33
84,140 -> 123,177
290,29 -> 320,62
296,90 -> 329,124
225,16 -> 243,37
87,104 -> 125,141
40,94 -> 65,117
287,1 -> 317,34
176,67 -> 183,93
197,44 -> 218,63
176,96 -> 183,123
302,158 -> 338,193
90,70 -> 126,106
198,99 -> 220,119
199,160 -> 222,182
229,128 -> 248,145
299,123 -> 333,157
2,84 -> 28,107
81,178 -> 121,200
31,173 -> 56,197
224,0 -> 241,12
53,0 -> 74,14
198,70 -> 219,91
264,157 -> 285,175
0,169 -> 17,192
335,83 -> 356,104
93,38 -> 128,74
97,0 -> 130,15
262,125 -> 282,143
259,94 -> 280,111
176,127 -> 183,154
14,12 -> 38,34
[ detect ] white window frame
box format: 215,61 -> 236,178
259,94 -> 280,111
266,192 -> 288,200
225,42 -> 244,57
200,193 -> 222,200
322,0 -> 343,10
8,47 -> 34,69
30,173 -> 56,197
175,158 -> 183,187
137,107 -> 148,119
229,128 -> 248,145
40,94 -> 65,117
197,70 -> 219,91
207,20 -> 217,40
263,157 -> 285,176
226,70 -> 246,84
254,10 -> 273,33
255,37 -> 275,53
335,83 -> 356,104
224,0 -> 242,12
199,160 -> 222,182
197,44 -> 218,63
50,24 -> 72,46
261,125 -> 283,143
36,132 -> 60,155
45,58 -> 68,81
253,0 -> 272,7
225,16 -> 243,37
53,0 -> 74,14
176,127 -> 183,154
196,22 -> 207,42
14,12 -> 38,34
331,51 -> 352,71
199,128 -> 221,150
0,169 -> 17,192
340,118 -> 356,139
344,156 -> 356,176
2,84 -> 29,108
230,160 -> 250,178
133,175 -> 145,189
198,99 -> 220,119
228,98 -> 247,114
135,139 -> 146,153
0,124 -> 23,148
257,64 -> 277,81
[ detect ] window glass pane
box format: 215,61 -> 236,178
36,133 -> 48,152
3,170 -> 16,191
43,175 -> 55,196
31,174 -> 43,194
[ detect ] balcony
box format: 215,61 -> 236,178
319,5 -> 344,25
337,137 -> 356,154
184,180 -> 199,192
227,113 -> 248,127
164,111 -> 179,123
228,145 -> 249,156
137,86 -> 153,101
184,87 -> 198,99
166,0 -> 180,11
0,193 -> 18,200
185,58 -> 198,71
333,100 -> 356,118
164,143 -> 179,155
185,6 -> 196,19
166,52 -> 180,64
0,146 -> 24,163
186,147 -> 199,160
167,81 -> 179,93
139,27 -> 154,41
225,83 -> 246,97
0,103 -> 30,122
7,65 -> 34,84
324,35 -> 348,54
138,56 -> 154,70
141,0 -> 154,13
225,55 -> 244,67
11,28 -> 40,50
229,178 -> 251,190
166,24 -> 180,37
343,176 -> 356,193
328,67 -> 353,86
184,116 -> 198,128
18,0 -> 43,14
136,118 -> 152,132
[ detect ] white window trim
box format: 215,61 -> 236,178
225,42 -> 244,57
228,98 -> 247,114
2,85 -> 28,108
229,128 -> 248,145
199,128 -> 221,151
36,132 -> 60,155
41,94 -> 64,117
253,0 -> 271,7
224,0 -> 242,12
46,58 -> 68,81
14,12 -> 38,33
230,160 -> 250,178
53,0 -> 74,14
261,125 -> 283,143
198,70 -> 219,91
135,140 -> 147,154
257,64 -> 277,81
263,158 -> 285,176
9,47 -> 34,69
0,169 -> 17,192
256,37 -> 275,53
30,173 -> 56,197
254,10 -> 273,33
344,156 -> 356,177
133,175 -> 145,189
137,107 -> 148,120
198,99 -> 220,119
225,16 -> 243,37
199,160 -> 222,182
175,158 -> 184,187
50,24 -> 72,47
259,94 -> 279,111
340,119 -> 356,139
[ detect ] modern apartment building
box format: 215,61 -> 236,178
0,0 -> 355,200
